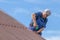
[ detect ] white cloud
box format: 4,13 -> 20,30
43,30 -> 60,40
52,13 -> 60,18
46,36 -> 60,40
46,30 -> 60,34
43,30 -> 60,36
43,30 -> 60,38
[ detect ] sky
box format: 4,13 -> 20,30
0,0 -> 60,40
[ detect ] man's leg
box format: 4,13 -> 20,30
29,26 -> 36,31
38,32 -> 42,36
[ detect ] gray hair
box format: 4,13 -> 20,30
44,9 -> 51,16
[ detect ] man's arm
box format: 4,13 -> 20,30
37,27 -> 45,33
32,13 -> 37,28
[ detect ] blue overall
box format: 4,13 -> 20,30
29,12 -> 48,35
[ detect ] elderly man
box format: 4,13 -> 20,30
29,9 -> 51,36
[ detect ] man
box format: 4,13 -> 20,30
29,9 -> 51,36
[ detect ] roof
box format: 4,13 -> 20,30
0,10 -> 45,40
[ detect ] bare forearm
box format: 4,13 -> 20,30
37,27 -> 44,33
32,14 -> 36,23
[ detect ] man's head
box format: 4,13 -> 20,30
42,9 -> 51,18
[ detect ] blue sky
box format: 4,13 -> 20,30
0,0 -> 60,40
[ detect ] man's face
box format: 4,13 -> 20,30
43,12 -> 48,18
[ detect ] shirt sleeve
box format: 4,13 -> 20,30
35,12 -> 42,17
35,12 -> 42,20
